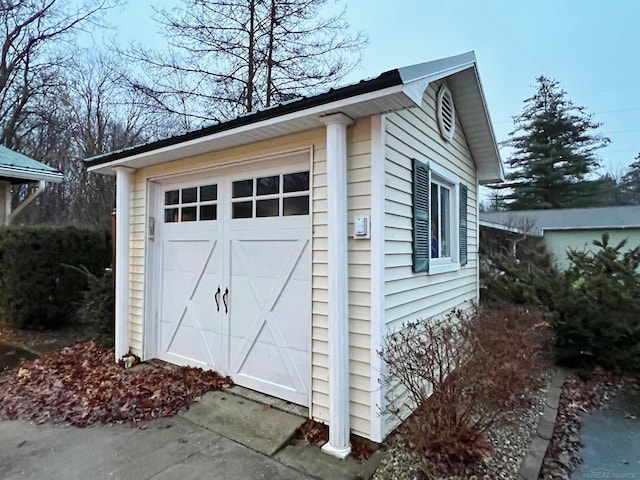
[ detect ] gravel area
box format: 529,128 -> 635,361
373,369 -> 555,480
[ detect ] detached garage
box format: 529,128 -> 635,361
86,51 -> 503,456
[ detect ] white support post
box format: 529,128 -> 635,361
114,166 -> 135,360
320,112 -> 353,459
1,181 -> 11,225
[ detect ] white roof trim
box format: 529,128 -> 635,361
88,84 -> 408,174
0,166 -> 64,183
542,225 -> 640,233
480,220 -> 540,236
88,51 -> 503,183
398,53 -> 476,105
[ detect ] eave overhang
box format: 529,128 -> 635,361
87,51 -> 504,183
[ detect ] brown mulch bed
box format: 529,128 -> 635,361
0,340 -> 233,427
539,368 -> 640,479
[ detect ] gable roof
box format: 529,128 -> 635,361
0,145 -> 64,184
86,52 -> 503,183
480,205 -> 640,236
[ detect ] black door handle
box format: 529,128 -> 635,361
215,286 -> 221,312
223,287 -> 229,314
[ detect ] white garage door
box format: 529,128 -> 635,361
154,160 -> 311,405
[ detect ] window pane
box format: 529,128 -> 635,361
256,199 -> 279,217
200,204 -> 217,221
165,190 -> 179,205
283,196 -> 309,216
182,187 -> 197,204
232,201 -> 252,218
440,187 -> 450,257
284,171 -> 309,193
430,183 -> 439,258
232,179 -> 253,198
182,206 -> 197,222
200,184 -> 217,202
257,176 -> 279,196
164,208 -> 178,223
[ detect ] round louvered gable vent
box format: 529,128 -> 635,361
437,84 -> 456,141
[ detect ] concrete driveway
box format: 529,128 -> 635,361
0,415 -> 313,480
0,388 -> 377,480
573,387 -> 640,479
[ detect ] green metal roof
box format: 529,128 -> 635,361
0,145 -> 64,183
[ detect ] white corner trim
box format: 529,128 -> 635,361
321,111 -> 353,456
369,114 -> 386,443
476,176 -> 480,303
114,166 -> 135,361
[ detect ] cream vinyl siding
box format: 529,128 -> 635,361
382,82 -> 479,433
126,123 -> 374,439
544,229 -> 640,271
312,118 -> 373,438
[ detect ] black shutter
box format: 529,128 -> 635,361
459,183 -> 468,266
412,158 -> 430,273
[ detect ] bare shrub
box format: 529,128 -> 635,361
380,306 -> 552,478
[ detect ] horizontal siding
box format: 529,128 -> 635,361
382,81 -> 479,436
544,229 -> 640,270
128,172 -> 146,355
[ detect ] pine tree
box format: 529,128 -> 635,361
495,76 -> 610,210
619,154 -> 640,205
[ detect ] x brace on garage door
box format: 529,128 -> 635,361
151,160 -> 312,406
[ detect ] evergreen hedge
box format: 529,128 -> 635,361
550,234 -> 640,372
0,226 -> 111,329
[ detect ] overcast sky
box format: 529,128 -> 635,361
105,0 -> 640,175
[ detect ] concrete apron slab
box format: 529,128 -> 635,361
179,390 -> 306,457
276,442 -> 384,480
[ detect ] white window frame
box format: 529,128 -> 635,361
429,163 -> 460,275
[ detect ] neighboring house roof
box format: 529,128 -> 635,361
0,145 -> 64,184
86,51 -> 504,184
480,205 -> 640,236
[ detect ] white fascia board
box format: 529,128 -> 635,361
542,225 -> 640,233
87,85 -> 407,175
479,167 -> 505,185
468,67 -> 505,182
0,166 -> 64,183
400,61 -> 476,106
479,220 -> 539,236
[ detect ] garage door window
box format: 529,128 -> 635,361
164,184 -> 218,223
232,171 -> 309,219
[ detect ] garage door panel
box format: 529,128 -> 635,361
227,234 -> 310,404
154,163 -> 310,406
158,235 -> 222,369
229,331 -> 308,393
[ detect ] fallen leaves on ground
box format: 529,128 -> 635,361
293,418 -> 375,463
0,340 -> 233,427
296,418 -> 329,447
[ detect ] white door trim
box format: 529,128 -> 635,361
145,151 -> 313,406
